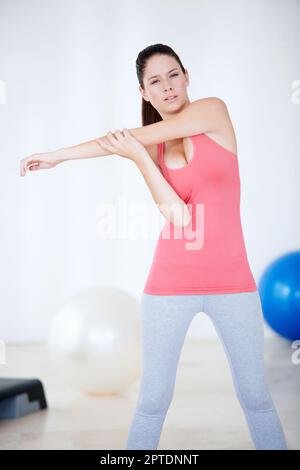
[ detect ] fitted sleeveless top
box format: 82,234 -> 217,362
143,132 -> 257,295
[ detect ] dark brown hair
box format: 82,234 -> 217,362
136,43 -> 186,126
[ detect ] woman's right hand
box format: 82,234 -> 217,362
19,152 -> 63,177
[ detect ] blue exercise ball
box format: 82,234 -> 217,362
258,251 -> 300,340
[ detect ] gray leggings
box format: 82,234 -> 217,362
125,290 -> 288,450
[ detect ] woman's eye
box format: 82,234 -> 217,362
151,73 -> 179,85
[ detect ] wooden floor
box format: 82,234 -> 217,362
0,337 -> 299,450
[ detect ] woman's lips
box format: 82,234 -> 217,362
165,95 -> 177,102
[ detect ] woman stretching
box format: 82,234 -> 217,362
19,43 -> 288,450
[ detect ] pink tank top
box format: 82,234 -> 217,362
143,132 -> 257,295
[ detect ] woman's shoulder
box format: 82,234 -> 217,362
191,96 -> 227,107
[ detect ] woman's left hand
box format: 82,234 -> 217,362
96,129 -> 148,163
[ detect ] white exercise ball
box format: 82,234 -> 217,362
46,285 -> 141,395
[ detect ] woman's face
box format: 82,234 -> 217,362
140,54 -> 190,118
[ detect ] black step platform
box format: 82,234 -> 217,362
0,378 -> 48,419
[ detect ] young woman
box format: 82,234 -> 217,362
19,43 -> 288,450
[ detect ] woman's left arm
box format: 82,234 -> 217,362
127,96 -> 229,146
20,97 -> 229,174
56,97 -> 228,163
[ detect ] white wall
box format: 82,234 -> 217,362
0,0 -> 299,341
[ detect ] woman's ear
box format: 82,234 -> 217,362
139,85 -> 149,102
184,69 -> 190,87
